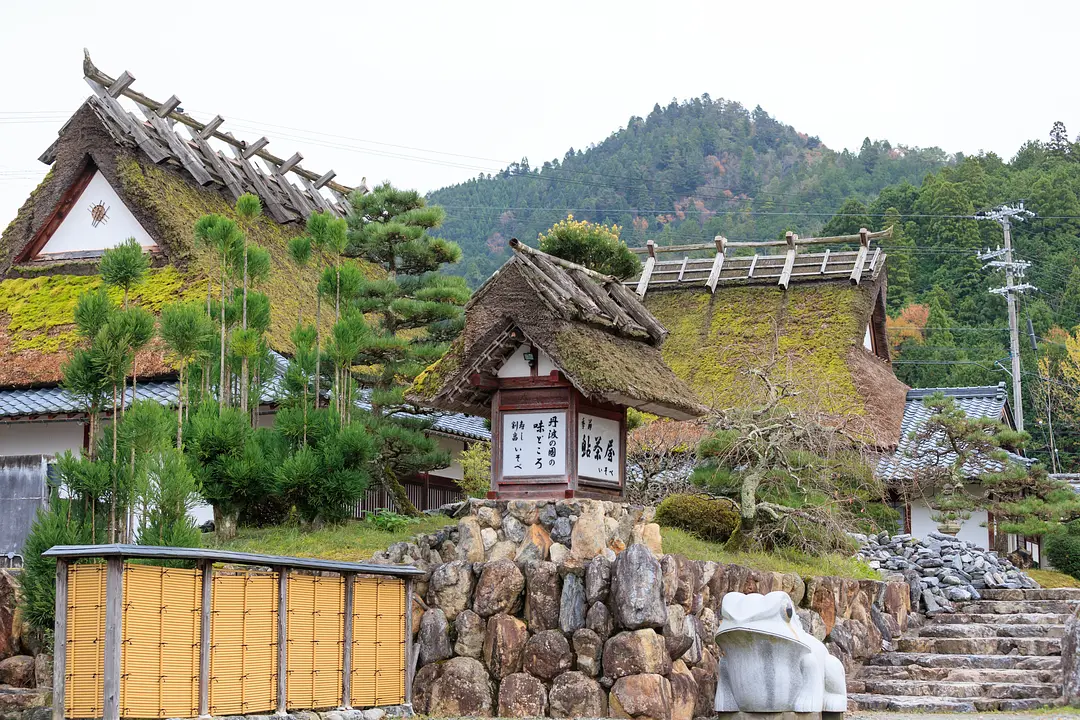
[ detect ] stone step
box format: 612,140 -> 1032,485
855,663 -> 1060,684
981,588 -> 1080,601
858,678 -> 1061,700
848,693 -> 1062,713
862,651 -> 1060,671
918,622 -> 1064,638
956,599 -> 1077,614
932,612 -> 1070,625
897,636 -> 1060,655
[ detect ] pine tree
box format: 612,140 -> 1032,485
194,213 -> 243,409
882,208 -> 915,312
159,301 -> 215,448
345,183 -> 469,515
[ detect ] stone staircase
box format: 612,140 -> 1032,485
848,588 -> 1080,712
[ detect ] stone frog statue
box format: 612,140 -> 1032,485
714,590 -> 847,714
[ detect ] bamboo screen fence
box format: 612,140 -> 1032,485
58,552 -> 412,720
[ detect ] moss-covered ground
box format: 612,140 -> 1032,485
207,515 -> 455,562
660,527 -> 880,579
1028,568 -> 1080,589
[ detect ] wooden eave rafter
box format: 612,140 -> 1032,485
51,50 -> 365,222
628,227 -> 893,296
16,159 -> 97,263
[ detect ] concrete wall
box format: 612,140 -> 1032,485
0,420 -> 83,458
909,497 -> 990,549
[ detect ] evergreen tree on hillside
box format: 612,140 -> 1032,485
821,198 -> 871,237
345,183 -> 470,515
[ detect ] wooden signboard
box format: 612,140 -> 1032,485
487,343 -> 627,501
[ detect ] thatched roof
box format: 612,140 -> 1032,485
0,54 -> 376,388
638,245 -> 908,449
409,242 -> 706,421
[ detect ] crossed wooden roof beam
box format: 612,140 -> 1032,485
39,50 -> 361,224
628,226 -> 893,296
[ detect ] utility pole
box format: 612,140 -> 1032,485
976,203 -> 1036,432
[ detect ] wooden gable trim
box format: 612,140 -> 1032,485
16,158 -> 97,264
869,283 -> 891,363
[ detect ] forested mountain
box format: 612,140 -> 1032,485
427,96 -> 949,285
841,124 -> 1080,471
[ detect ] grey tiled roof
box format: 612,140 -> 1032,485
876,383 -> 1028,481
0,352 -> 289,419
0,350 -> 492,442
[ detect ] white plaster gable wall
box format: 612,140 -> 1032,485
38,171 -> 157,256
0,420 -> 83,457
497,343 -> 557,378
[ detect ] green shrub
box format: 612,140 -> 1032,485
367,511 -> 413,533
1046,525 -> 1080,580
655,493 -> 740,544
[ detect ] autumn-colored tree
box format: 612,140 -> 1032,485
886,303 -> 929,354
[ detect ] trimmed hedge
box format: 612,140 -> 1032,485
1046,526 -> 1080,580
655,493 -> 740,544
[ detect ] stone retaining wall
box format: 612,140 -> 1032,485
0,570 -> 51,720
374,499 -> 911,719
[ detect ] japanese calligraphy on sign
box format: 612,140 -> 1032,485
501,411 -> 566,477
577,413 -> 621,482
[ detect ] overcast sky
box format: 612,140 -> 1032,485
1,0 -> 1076,224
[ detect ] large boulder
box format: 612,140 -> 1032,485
427,560 -> 475,622
508,500 -> 541,525
572,628 -> 603,677
661,605 -> 694,660
454,609 -> 486,659
473,559 -> 525,618
570,509 -> 608,560
417,609 -> 452,667
609,673 -> 673,720
1064,606 -> 1080,705
548,671 -> 607,719
424,656 -> 494,717
483,613 -> 528,680
559,573 -> 587,634
0,570 -> 20,659
602,629 -> 672,679
458,515 -> 488,563
525,561 -> 562,631
516,524 -> 553,565
503,515 -> 527,544
804,575 -> 840,635
611,544 -> 667,630
523,629 -> 573,681
34,653 -> 52,689
0,655 -> 35,688
586,601 -> 614,640
691,661 -> 718,718
497,672 -> 548,718
585,556 -> 612,605
669,660 -> 699,720
412,663 -> 441,715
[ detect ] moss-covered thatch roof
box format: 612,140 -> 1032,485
641,269 -> 908,448
409,248 -> 706,420
0,103 -> 378,388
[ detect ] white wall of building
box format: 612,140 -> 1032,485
39,171 -> 157,256
430,435 -> 465,481
909,497 -> 990,549
0,420 -> 83,457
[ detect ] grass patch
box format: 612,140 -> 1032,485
661,527 -> 879,579
208,515 -> 454,562
1028,568 -> 1080,589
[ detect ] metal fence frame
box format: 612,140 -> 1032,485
43,545 -> 423,720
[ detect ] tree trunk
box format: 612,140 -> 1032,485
213,505 -> 238,541
314,292 -> 322,409
176,365 -> 184,449
111,383 -> 118,543
241,244 -> 249,417
219,255 -> 227,410
383,467 -> 419,517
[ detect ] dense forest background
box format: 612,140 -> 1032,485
427,99 -> 1080,471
